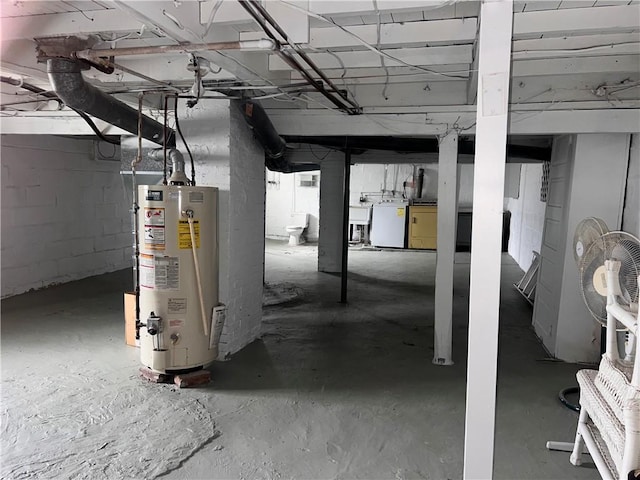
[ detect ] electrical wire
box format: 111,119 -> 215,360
111,0 -> 299,107
558,386 -> 580,413
239,0 -> 360,113
512,41 -> 640,57
202,0 -> 225,39
278,0 -> 468,80
0,75 -> 121,144
308,143 -> 336,161
372,0 -> 390,101
174,97 -> 196,185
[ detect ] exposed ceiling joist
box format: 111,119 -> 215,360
511,55 -> 640,77
240,17 -> 478,49
266,107 -> 640,136
512,32 -> 640,56
111,1 -> 276,83
513,4 -> 640,38
289,64 -> 470,84
0,9 -> 139,41
269,45 -> 473,71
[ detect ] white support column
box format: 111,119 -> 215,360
318,157 -> 345,273
463,1 -> 513,479
433,131 -> 458,366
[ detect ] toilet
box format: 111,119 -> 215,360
285,213 -> 309,246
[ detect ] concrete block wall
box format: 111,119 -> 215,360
180,99 -> 265,358
1,135 -> 131,298
506,163 -> 546,271
227,102 -> 266,355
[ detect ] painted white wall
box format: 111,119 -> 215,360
623,134 -> 640,238
180,99 -> 265,358
265,170 -> 320,241
349,163 -> 437,204
508,133 -> 638,282
348,162 -> 519,208
318,158 -> 345,273
533,133 -> 630,363
1,135 -> 131,298
266,160 -> 522,245
506,163 -> 546,271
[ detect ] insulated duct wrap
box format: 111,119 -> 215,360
239,100 -> 286,159
47,58 -> 173,147
238,100 -> 319,172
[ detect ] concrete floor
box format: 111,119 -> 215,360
0,240 -> 599,479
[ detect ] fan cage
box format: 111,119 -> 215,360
579,231 -> 640,327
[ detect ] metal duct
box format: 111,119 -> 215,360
238,100 -> 319,173
47,58 -> 174,147
283,135 -> 552,161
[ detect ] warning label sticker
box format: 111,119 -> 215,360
144,226 -> 165,250
178,220 -> 200,249
154,256 -> 179,290
144,208 -> 165,250
396,208 -> 405,217
140,253 -> 155,289
144,208 -> 165,226
168,298 -> 187,314
169,319 -> 185,328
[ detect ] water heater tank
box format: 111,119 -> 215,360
138,185 -> 220,373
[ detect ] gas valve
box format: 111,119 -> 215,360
146,312 -> 162,336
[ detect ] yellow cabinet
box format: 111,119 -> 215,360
408,205 -> 437,249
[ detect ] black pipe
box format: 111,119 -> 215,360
237,0 -> 358,114
47,58 -> 174,147
246,0 -> 360,112
416,168 -> 425,198
282,135 -> 552,161
340,149 -> 351,304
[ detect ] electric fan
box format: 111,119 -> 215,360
579,231 -> 640,327
573,217 -> 609,266
547,227 -> 640,456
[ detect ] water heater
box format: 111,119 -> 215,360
137,184 -> 221,373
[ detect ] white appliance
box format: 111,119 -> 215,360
138,184 -> 222,373
348,206 -> 372,243
370,202 -> 408,248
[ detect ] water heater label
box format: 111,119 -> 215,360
178,220 -> 200,249
145,190 -> 163,201
189,191 -> 204,203
168,298 -> 187,314
140,254 -> 155,289
144,208 -> 166,250
154,256 -> 179,290
144,226 -> 165,250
